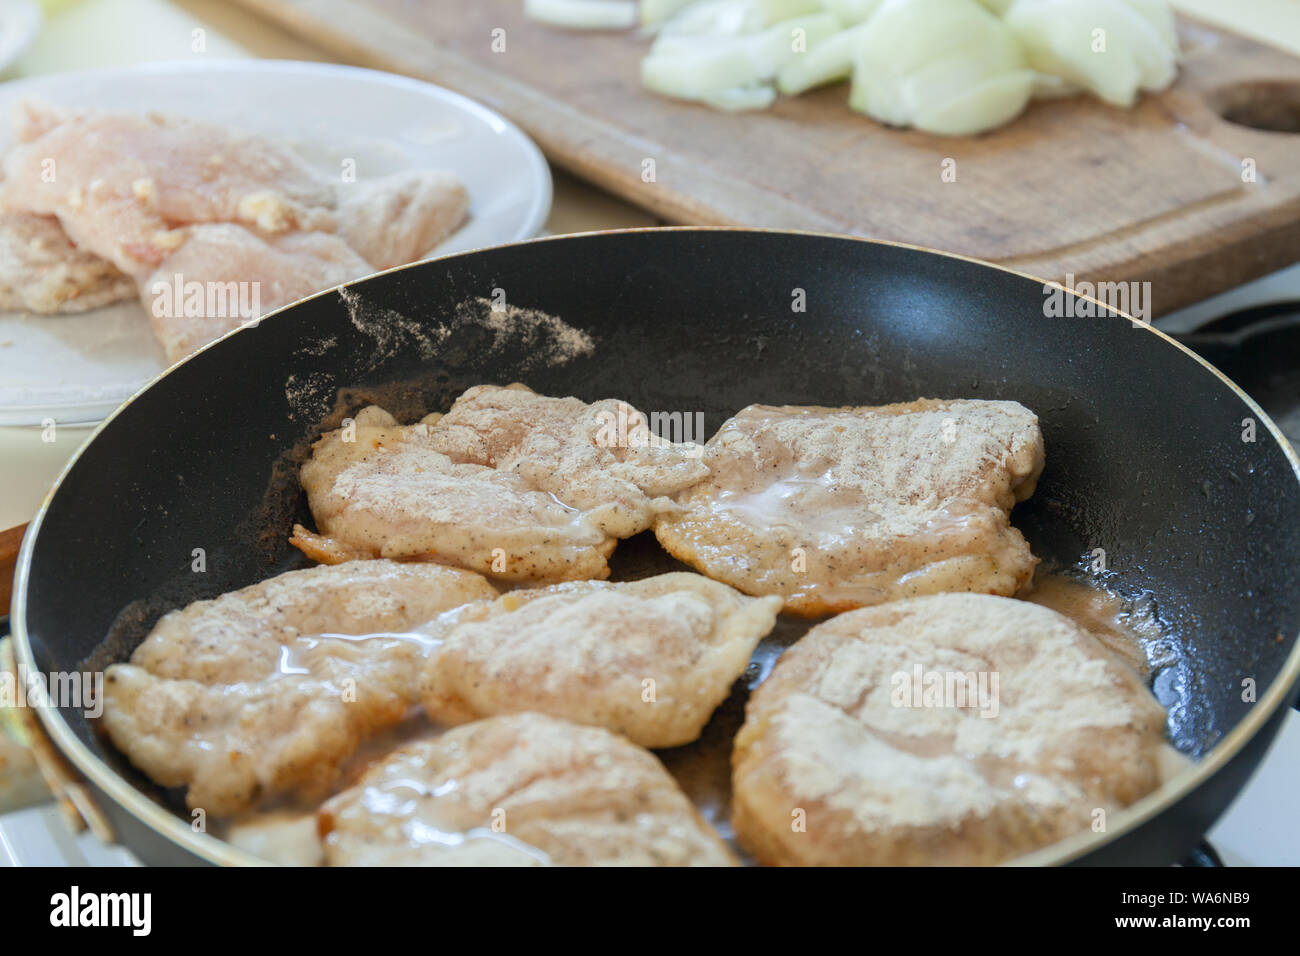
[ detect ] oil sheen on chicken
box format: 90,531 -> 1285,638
100,560 -> 497,815
654,399 -> 1045,615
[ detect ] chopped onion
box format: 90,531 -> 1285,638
659,0 -> 826,37
1030,71 -> 1080,99
914,69 -> 1036,135
523,0 -> 638,29
816,0 -> 883,23
642,48 -> 768,99
850,0 -> 1033,134
1125,0 -> 1180,53
1005,0 -> 1177,108
704,84 -> 780,110
520,0 -> 1181,135
645,12 -> 842,105
776,22 -> 870,95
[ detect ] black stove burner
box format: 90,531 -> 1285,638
1178,840 -> 1226,867
1174,300 -> 1300,452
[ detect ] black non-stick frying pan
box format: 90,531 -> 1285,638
11,228 -> 1300,866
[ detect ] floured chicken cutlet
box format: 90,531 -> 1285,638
0,104 -> 339,276
0,102 -> 470,358
654,399 -> 1044,615
101,560 -> 497,815
143,224 -> 372,361
421,572 -> 782,747
731,593 -> 1170,866
427,384 -> 710,538
319,713 -> 738,866
292,385 -> 709,582
0,212 -> 134,313
337,169 -> 468,271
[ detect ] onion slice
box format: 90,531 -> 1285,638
644,11 -> 842,106
1005,0 -> 1177,108
660,0 -> 826,37
849,0 -> 1033,135
524,0 -> 638,29
818,0 -> 884,23
776,22 -> 870,95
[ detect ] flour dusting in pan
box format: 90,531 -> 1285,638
458,295 -> 595,368
337,288 -> 594,368
338,286 -> 444,360
283,289 -> 595,421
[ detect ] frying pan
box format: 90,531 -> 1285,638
10,228 -> 1300,866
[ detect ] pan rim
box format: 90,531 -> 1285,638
11,225 -> 1300,867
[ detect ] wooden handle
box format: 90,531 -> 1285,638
0,640 -> 114,843
1,531 -> 117,842
0,524 -> 26,616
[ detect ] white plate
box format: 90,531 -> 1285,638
0,60 -> 552,425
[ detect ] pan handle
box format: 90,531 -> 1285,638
0,639 -> 116,845
3,525 -> 118,842
0,524 -> 24,614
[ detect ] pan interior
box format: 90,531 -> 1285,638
19,230 -> 1300,850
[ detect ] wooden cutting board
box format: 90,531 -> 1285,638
234,0 -> 1300,314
